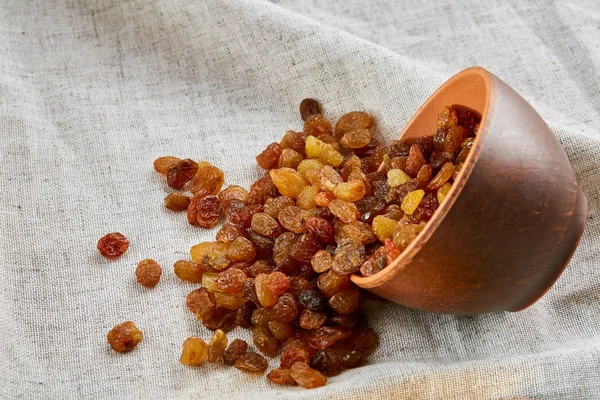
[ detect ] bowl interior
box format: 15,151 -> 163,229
352,67 -> 493,288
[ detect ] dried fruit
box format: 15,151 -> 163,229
186,288 -> 215,319
405,145 -> 426,178
248,174 -> 278,205
328,289 -> 359,314
278,148 -> 304,169
257,142 -> 282,170
166,158 -> 198,189
360,246 -> 387,277
264,271 -> 290,295
218,185 -> 249,206
328,200 -> 359,223
269,168 -> 308,199
296,185 -> 319,210
311,250 -> 333,273
251,307 -> 273,327
340,128 -> 372,149
236,301 -> 255,328
251,212 -> 282,238
289,233 -> 323,263
310,350 -> 341,377
308,325 -> 351,349
254,273 -> 279,307
267,368 -> 297,385
135,259 -> 162,288
280,131 -> 307,156
343,221 -> 377,244
179,337 -> 208,365
268,320 -> 293,340
314,191 -> 334,207
226,237 -> 256,263
189,164 -> 224,195
317,270 -> 350,298
264,196 -> 296,218
300,98 -> 322,121
188,193 -> 221,228
216,267 -> 247,294
427,162 -> 455,191
387,169 -> 410,188
97,232 -> 129,258
304,114 -> 333,138
299,309 -> 328,330
305,217 -> 335,245
153,156 -> 180,174
332,241 -> 365,275
202,307 -> 237,332
371,215 -> 397,242
234,352 -> 268,373
297,289 -> 327,311
437,182 -> 452,203
401,189 -> 425,215
340,350 -> 363,368
272,293 -> 299,323
215,223 -> 247,245
335,111 -> 373,139
164,192 -> 191,211
253,326 -> 280,357
290,362 -> 327,388
207,329 -> 228,363
333,180 -> 366,202
107,321 -> 142,353
223,339 -> 248,365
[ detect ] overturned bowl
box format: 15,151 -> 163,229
351,67 -> 587,314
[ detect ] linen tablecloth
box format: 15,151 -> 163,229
1,0 -> 599,398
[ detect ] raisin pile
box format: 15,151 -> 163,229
146,99 -> 479,388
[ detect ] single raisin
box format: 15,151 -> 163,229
317,270 -> 350,298
263,196 -> 296,218
300,98 -> 322,121
299,309 -> 328,330
97,232 -> 129,258
223,339 -> 248,365
226,237 -> 256,263
280,130 -> 307,156
216,267 -> 247,294
254,273 -> 279,307
234,352 -> 268,373
166,158 -> 198,189
267,368 -> 297,386
135,259 -> 162,288
164,192 -> 191,211
332,241 -> 365,275
215,223 -> 247,245
272,293 -> 299,323
304,114 -> 333,138
297,289 -> 327,311
207,329 -> 228,363
278,148 -> 304,169
236,301 -> 255,328
308,325 -> 352,349
264,271 -> 290,295
107,321 -> 143,353
218,185 -> 249,206
328,289 -> 359,315
335,111 -> 373,139
179,337 -> 208,365
310,349 -> 341,377
340,350 -> 363,368
405,144 -> 426,177
202,307 -> 237,332
311,250 -> 333,273
290,362 -> 327,388
257,142 -> 282,170
268,320 -> 293,340
305,217 -> 335,245
270,168 -> 308,199
251,212 -> 282,238
189,164 -> 224,195
248,173 -> 279,205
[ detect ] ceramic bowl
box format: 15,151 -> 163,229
351,67 -> 587,314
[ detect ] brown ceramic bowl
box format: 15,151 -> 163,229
351,67 -> 588,314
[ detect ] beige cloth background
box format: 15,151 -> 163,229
0,0 -> 599,399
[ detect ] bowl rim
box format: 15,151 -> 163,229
351,66 -> 496,288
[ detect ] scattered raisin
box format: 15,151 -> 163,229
180,337 -> 208,365
223,339 -> 248,365
98,232 -> 129,258
164,192 -> 191,211
166,158 -> 198,189
234,352 -> 268,373
135,259 -> 162,288
300,98 -> 322,121
107,321 -> 142,353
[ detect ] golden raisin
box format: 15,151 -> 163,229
333,180 -> 366,202
180,337 -> 208,366
234,352 -> 268,373
340,128 -> 372,149
304,114 -> 333,138
189,164 -> 225,195
401,189 -> 425,215
270,168 -> 309,199
107,321 -> 143,353
290,362 -> 327,389
335,111 -> 373,139
135,259 -> 162,288
437,182 -> 452,203
207,329 -> 228,363
218,185 -> 249,206
296,185 -> 319,210
328,200 -> 359,223
387,169 -> 410,188
164,192 -> 191,211
153,156 -> 180,174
